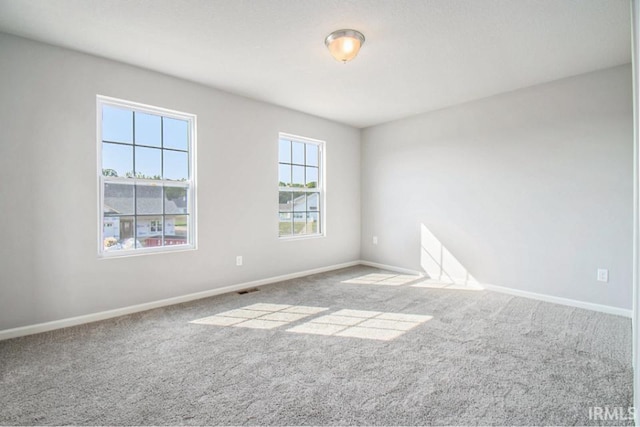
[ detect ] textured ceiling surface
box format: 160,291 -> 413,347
0,0 -> 632,128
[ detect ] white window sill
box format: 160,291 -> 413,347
99,244 -> 196,259
279,234 -> 325,242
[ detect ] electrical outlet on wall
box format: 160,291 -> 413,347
597,268 -> 608,283
236,256 -> 243,266
373,236 -> 378,245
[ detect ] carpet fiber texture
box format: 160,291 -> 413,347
0,266 -> 633,426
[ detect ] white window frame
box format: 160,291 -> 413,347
278,132 -> 326,240
97,95 -> 197,257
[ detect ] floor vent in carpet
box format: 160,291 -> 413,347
237,288 -> 259,295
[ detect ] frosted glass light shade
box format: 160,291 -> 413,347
325,29 -> 365,63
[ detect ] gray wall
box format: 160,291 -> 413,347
0,33 -> 361,330
361,65 -> 633,310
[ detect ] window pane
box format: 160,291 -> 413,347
306,144 -> 319,167
165,186 -> 188,214
134,112 -> 161,147
100,99 -> 195,255
279,212 -> 293,237
103,215 -> 134,251
293,211 -> 307,235
135,146 -> 162,179
305,166 -> 318,188
103,105 -> 133,143
136,215 -> 163,248
165,215 -> 188,246
293,192 -> 306,212
279,139 -> 291,163
136,184 -> 163,214
279,164 -> 291,187
277,135 -> 323,239
279,191 -> 293,212
163,150 -> 188,181
103,182 -> 134,215
163,117 -> 188,150
102,143 -> 132,178
307,212 -> 319,234
292,165 -> 304,187
292,141 -> 305,164
307,192 -> 320,211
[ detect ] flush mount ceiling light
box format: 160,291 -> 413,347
324,29 -> 365,63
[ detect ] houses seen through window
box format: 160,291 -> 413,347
99,96 -> 196,255
278,134 -> 324,238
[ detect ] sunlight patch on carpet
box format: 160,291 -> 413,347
288,309 -> 432,341
411,280 -> 483,291
190,304 -> 328,330
191,304 -> 433,341
341,273 -> 422,286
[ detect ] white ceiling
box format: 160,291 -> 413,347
0,0 -> 631,128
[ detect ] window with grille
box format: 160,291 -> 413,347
278,133 -> 324,238
98,96 -> 196,256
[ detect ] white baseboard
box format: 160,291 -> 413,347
479,283 -> 633,318
0,260 -> 360,341
358,260 -> 424,276
358,259 -> 632,318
